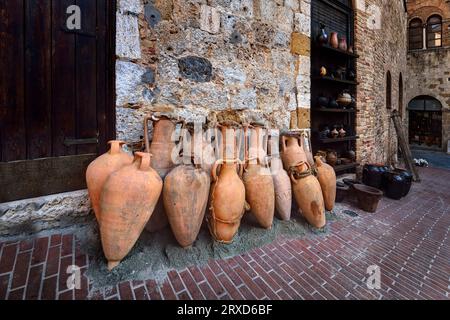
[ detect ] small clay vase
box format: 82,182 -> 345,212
339,127 -> 346,138
320,66 -> 327,77
86,141 -> 133,223
100,152 -> 163,270
315,156 -> 337,211
348,45 -> 354,53
330,32 -> 339,48
338,37 -> 348,51
331,127 -> 339,139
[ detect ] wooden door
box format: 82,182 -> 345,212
0,0 -> 116,202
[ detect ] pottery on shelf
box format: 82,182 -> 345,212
339,127 -> 346,138
337,92 -> 352,107
318,23 -> 328,45
348,45 -> 354,53
328,99 -> 339,109
338,36 -> 348,51
317,96 -> 329,108
330,127 -> 339,139
326,150 -> 338,167
320,66 -> 327,77
330,32 -> 339,48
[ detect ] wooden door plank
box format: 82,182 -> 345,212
96,0 -> 107,154
0,0 -> 27,162
25,0 -> 52,159
76,0 -> 98,155
105,0 -> 117,145
0,154 -> 95,203
51,0 -> 77,157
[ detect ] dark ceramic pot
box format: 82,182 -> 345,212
393,168 -> 413,196
318,23 -> 328,45
363,164 -> 388,189
382,171 -> 405,200
318,96 -> 329,108
353,184 -> 383,213
328,99 -> 339,109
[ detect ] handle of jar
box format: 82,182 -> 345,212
211,159 -> 224,182
143,113 -> 156,152
281,136 -> 287,153
135,152 -> 152,171
108,140 -> 127,154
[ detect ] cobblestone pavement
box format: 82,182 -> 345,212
0,167 -> 449,300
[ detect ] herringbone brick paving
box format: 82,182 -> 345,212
0,167 -> 449,300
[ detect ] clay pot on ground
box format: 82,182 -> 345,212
143,114 -> 178,233
393,168 -> 413,196
100,152 -> 163,270
290,161 -> 326,228
243,126 -> 275,229
163,165 -> 210,248
362,164 -> 389,189
315,156 -> 336,211
330,32 -> 339,48
353,184 -> 383,213
280,135 -> 308,171
268,135 -> 292,221
301,134 -> 315,168
207,123 -> 246,243
86,141 -> 133,223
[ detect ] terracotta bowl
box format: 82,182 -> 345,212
353,184 -> 383,213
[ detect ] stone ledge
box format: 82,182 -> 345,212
0,190 -> 92,237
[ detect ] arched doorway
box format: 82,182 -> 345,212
408,96 -> 442,149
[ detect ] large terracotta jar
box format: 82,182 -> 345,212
207,123 -> 246,243
314,156 -> 336,211
268,135 -> 291,221
100,152 -> 162,270
85,141 -> 133,223
280,134 -> 308,171
243,126 -> 275,229
143,114 -> 178,233
163,129 -> 211,247
290,161 -> 326,228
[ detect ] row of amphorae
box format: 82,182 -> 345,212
86,115 -> 337,270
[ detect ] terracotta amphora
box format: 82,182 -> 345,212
290,161 -> 326,228
301,133 -> 315,168
163,129 -> 211,247
143,114 -> 179,233
243,125 -> 275,229
268,135 -> 292,221
207,123 -> 246,243
86,141 -> 133,223
314,156 -> 336,211
100,152 -> 162,270
280,134 -> 308,171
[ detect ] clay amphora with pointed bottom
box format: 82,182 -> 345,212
290,161 -> 326,228
86,141 -> 133,223
243,126 -> 274,229
280,135 -> 308,171
143,114 -> 178,233
315,156 -> 336,211
100,152 -> 162,270
207,124 -> 246,243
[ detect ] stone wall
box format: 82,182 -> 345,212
406,0 -> 450,150
353,0 -> 408,165
115,0 -> 313,143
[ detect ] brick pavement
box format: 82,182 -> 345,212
0,167 -> 449,300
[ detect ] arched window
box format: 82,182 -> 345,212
399,73 -> 403,118
427,15 -> 442,48
409,18 -> 423,50
386,71 -> 392,109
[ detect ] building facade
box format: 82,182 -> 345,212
406,0 -> 450,151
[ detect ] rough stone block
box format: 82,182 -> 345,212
259,0 -> 278,22
231,0 -> 254,18
231,88 -> 257,110
199,5 -> 221,34
181,83 -> 228,111
116,60 -> 147,106
154,0 -> 174,20
294,12 -> 310,36
284,0 -> 299,11
253,21 -> 275,47
297,108 -> 310,129
145,3 -> 162,28
116,13 -> 141,60
118,0 -> 142,14
276,5 -> 294,33
300,0 -> 310,16
116,107 -> 149,142
178,56 -> 213,82
221,66 -> 247,85
291,32 -> 310,56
